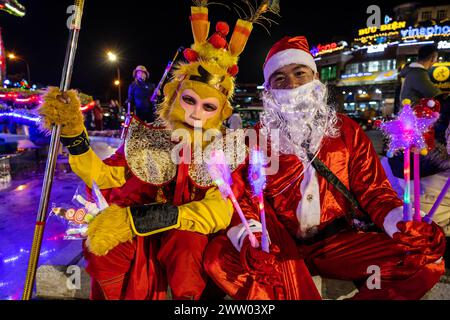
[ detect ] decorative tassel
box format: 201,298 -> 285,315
192,0 -> 209,6
156,187 -> 167,204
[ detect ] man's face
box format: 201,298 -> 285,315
423,52 -> 439,70
269,64 -> 316,90
429,52 -> 439,67
136,70 -> 147,81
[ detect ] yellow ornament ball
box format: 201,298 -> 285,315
420,149 -> 428,156
402,99 -> 412,106
84,214 -> 95,224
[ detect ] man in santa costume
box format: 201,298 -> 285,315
204,36 -> 446,300
36,1 -> 275,300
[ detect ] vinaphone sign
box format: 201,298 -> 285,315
401,24 -> 450,40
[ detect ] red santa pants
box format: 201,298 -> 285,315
83,230 -> 209,300
204,230 -> 445,300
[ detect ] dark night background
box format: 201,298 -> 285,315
0,0 -> 448,99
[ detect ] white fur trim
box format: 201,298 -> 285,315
264,48 -> 318,85
382,207 -> 427,238
227,220 -> 263,252
383,206 -> 403,238
296,163 -> 321,239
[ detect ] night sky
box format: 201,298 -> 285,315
0,0 -> 448,100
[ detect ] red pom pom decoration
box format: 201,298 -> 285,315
420,98 -> 441,112
414,106 -> 435,119
227,65 -> 239,76
216,21 -> 230,36
209,34 -> 228,49
373,119 -> 383,129
424,130 -> 436,151
183,48 -> 199,62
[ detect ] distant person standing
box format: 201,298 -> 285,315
109,99 -> 121,130
93,100 -> 103,131
227,112 -> 242,129
399,44 -> 442,107
127,65 -> 156,123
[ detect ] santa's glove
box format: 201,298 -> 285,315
393,221 -> 446,267
240,234 -> 283,286
37,87 -> 86,139
86,204 -> 134,256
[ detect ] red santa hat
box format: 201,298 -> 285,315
263,36 -> 318,86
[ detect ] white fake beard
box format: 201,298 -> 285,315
260,80 -> 339,162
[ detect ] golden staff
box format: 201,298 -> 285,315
22,0 -> 86,300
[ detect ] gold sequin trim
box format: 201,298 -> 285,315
125,118 -> 248,187
189,129 -> 248,187
125,119 -> 177,185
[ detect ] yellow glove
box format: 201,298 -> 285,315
85,204 -> 134,256
37,86 -> 84,137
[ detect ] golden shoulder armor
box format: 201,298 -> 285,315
125,118 -> 247,187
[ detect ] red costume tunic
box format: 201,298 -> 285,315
74,119 -> 244,300
204,115 -> 446,300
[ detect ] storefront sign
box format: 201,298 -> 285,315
355,31 -> 400,45
401,24 -> 450,40
429,63 -> 450,92
310,42 -> 348,57
358,21 -> 406,36
367,44 -> 388,53
437,40 -> 450,50
338,70 -> 398,86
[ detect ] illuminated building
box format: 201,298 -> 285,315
314,3 -> 450,119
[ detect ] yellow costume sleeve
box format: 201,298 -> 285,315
178,187 -> 233,234
69,148 -> 126,189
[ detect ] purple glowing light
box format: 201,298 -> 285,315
207,150 -> 233,199
379,103 -> 438,154
249,149 -> 267,196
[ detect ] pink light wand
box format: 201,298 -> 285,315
249,148 -> 270,253
413,152 -> 422,222
207,150 -> 259,248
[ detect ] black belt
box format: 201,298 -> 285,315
296,217 -> 350,246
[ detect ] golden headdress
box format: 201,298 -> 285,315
159,0 -> 280,123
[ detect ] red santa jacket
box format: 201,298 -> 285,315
230,114 -> 403,240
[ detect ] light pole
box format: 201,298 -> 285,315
114,78 -> 121,103
107,51 -> 121,106
8,52 -> 31,83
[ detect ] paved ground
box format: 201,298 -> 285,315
0,134 -> 120,300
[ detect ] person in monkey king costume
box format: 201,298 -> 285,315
37,1 -> 270,300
